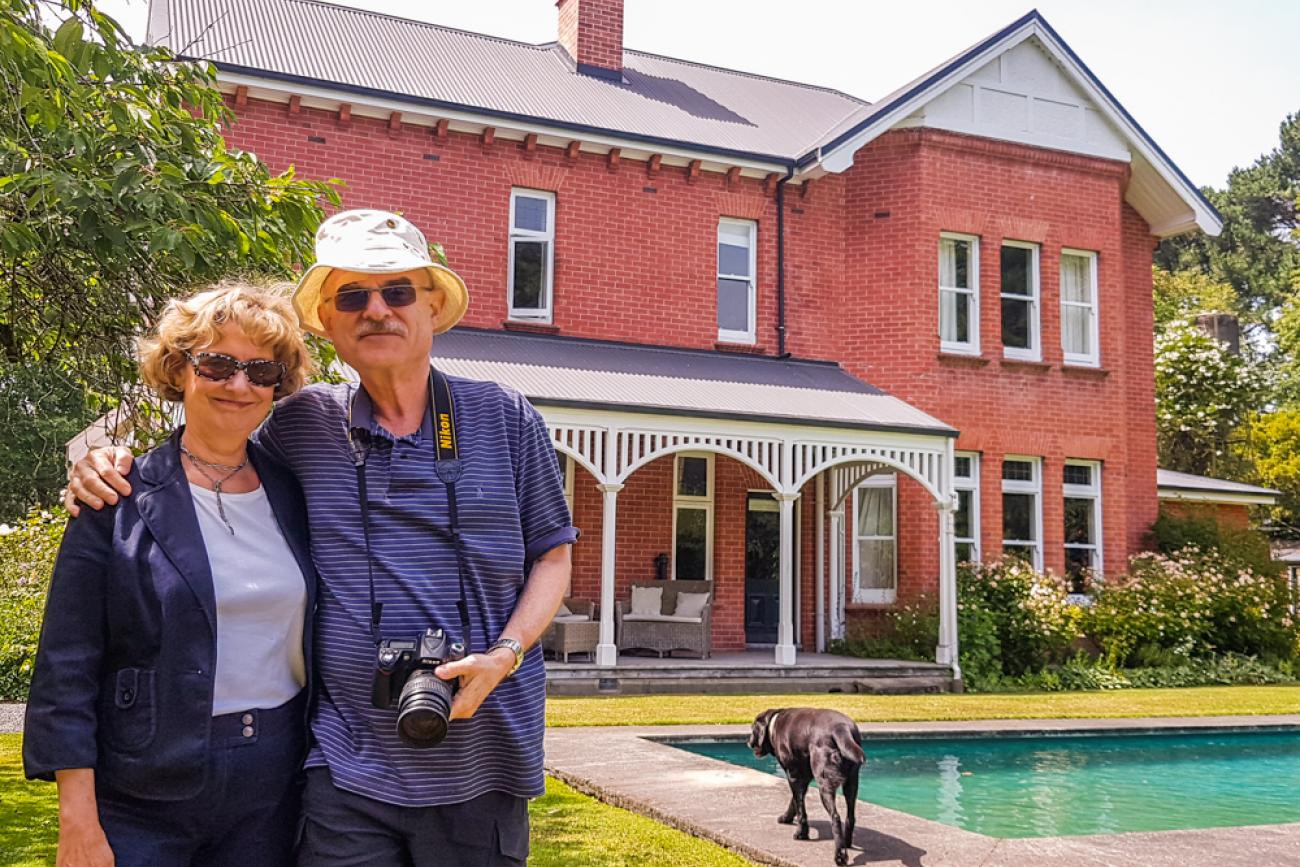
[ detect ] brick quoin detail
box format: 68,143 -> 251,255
223,96 -> 1164,648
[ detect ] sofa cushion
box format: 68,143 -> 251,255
630,585 -> 663,616
552,614 -> 591,623
556,601 -> 572,617
622,613 -> 703,624
673,591 -> 710,619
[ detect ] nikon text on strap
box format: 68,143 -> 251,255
347,368 -> 477,648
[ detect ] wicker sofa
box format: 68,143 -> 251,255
541,597 -> 598,662
616,580 -> 713,659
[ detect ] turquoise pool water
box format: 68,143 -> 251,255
669,728 -> 1300,838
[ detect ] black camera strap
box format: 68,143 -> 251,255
348,367 -> 475,649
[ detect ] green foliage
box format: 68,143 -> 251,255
1085,549 -> 1298,668
0,508 -> 62,700
0,0 -> 338,509
1003,654 -> 1294,692
1236,410 -> 1300,531
1155,320 -> 1262,476
1152,266 -> 1240,328
830,594 -> 939,663
1151,509 -> 1279,576
0,362 -> 95,519
1157,111 -> 1300,323
958,559 -> 1080,680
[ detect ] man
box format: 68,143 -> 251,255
66,210 -> 577,866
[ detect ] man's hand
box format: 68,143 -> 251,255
63,447 -> 135,516
437,648 -> 516,721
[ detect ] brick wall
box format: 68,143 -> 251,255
222,101 -> 1161,650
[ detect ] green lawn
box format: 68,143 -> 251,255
0,734 -> 751,867
546,684 -> 1300,727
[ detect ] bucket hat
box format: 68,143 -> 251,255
291,209 -> 469,338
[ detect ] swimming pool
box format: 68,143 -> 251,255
667,727 -> 1300,838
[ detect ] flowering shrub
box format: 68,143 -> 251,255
0,508 -> 63,699
830,595 -> 939,663
1085,548 -> 1297,667
958,559 -> 1081,678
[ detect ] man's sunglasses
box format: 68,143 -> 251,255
185,351 -> 288,389
327,283 -> 427,313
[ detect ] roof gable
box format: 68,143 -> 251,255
901,38 -> 1129,163
801,10 -> 1221,238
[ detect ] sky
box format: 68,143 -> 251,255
96,0 -> 1300,190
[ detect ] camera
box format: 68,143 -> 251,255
371,627 -> 466,747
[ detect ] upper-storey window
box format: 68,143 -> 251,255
717,218 -> 756,344
1061,249 -> 1099,366
508,188 -> 555,321
1001,241 -> 1040,361
939,233 -> 979,354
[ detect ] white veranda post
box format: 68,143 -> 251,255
936,439 -> 961,677
595,482 -> 622,667
775,491 -> 799,666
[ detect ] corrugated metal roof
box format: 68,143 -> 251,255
1156,469 -> 1280,499
430,329 -> 954,436
151,0 -> 868,161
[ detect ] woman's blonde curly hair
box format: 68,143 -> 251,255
138,280 -> 313,402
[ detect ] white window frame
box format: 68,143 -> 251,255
939,232 -> 980,354
717,217 -> 757,344
672,452 -> 714,581
1000,240 -> 1041,361
852,473 -> 897,604
954,451 -> 980,563
507,188 -> 556,322
1063,459 -> 1103,580
1001,456 -> 1042,570
1060,248 -> 1100,367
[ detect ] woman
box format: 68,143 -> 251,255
24,282 -> 317,867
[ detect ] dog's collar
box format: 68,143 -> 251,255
766,711 -> 781,745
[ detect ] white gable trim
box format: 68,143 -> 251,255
802,13 -> 1221,238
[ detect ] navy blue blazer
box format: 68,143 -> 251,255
23,429 -> 318,801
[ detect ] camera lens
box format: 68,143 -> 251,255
396,668 -> 454,747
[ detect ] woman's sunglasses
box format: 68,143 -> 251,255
328,283 -> 425,313
185,351 -> 288,389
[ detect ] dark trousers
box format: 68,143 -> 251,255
97,695 -> 306,867
297,768 -> 529,867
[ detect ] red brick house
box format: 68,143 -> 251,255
146,0 -> 1221,674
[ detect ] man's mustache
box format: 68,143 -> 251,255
356,320 -> 407,338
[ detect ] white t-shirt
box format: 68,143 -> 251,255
189,484 -> 307,716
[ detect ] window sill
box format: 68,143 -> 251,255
1061,363 -> 1109,378
998,357 -> 1052,372
503,320 -> 560,335
937,351 -> 991,366
714,341 -> 765,354
846,601 -> 899,611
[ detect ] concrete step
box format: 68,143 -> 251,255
853,676 -> 955,695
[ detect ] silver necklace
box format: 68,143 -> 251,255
180,443 -> 248,535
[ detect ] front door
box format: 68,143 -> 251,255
745,492 -> 780,644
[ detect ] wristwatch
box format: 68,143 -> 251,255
488,638 -> 525,676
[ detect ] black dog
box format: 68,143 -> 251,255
749,707 -> 864,866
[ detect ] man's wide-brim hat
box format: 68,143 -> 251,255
291,209 -> 469,339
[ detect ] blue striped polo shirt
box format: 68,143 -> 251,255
254,373 -> 577,807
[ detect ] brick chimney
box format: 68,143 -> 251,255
556,0 -> 624,80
